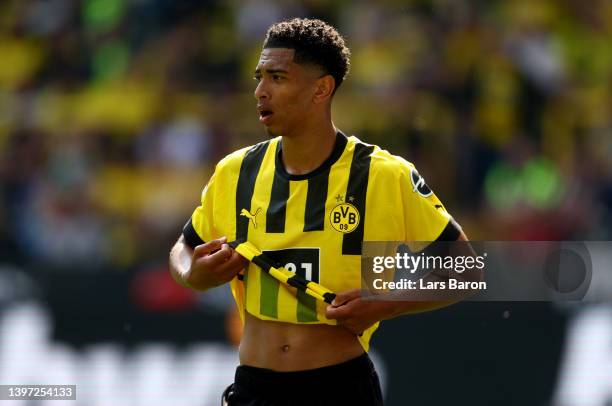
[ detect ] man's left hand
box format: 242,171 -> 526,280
325,289 -> 391,335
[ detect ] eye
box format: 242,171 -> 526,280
272,74 -> 283,81
253,74 -> 261,82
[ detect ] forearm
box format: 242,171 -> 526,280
169,236 -> 193,288
169,236 -> 244,291
375,236 -> 484,318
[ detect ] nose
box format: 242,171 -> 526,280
254,79 -> 269,101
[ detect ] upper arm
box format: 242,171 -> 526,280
182,171 -> 218,249
181,148 -> 247,249
398,162 -> 461,242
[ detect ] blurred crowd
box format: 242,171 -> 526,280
1,0 -> 611,272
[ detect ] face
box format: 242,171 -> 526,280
254,48 -> 323,137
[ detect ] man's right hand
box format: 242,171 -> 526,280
185,237 -> 248,290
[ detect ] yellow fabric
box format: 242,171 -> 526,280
188,135 -> 453,352
231,241 -> 336,304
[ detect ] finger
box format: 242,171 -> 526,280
214,252 -> 249,282
193,237 -> 227,257
326,303 -> 349,320
226,250 -> 249,268
331,289 -> 361,307
201,243 -> 233,267
325,305 -> 337,319
334,316 -> 366,335
218,251 -> 248,275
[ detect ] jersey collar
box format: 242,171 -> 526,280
275,131 -> 348,181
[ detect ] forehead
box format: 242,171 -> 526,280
256,48 -> 296,70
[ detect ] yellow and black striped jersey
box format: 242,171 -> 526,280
183,132 -> 460,351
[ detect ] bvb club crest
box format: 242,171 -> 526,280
330,203 -> 360,233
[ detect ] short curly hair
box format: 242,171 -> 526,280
263,18 -> 351,93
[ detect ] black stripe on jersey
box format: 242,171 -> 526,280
272,132 -> 346,232
286,275 -> 308,290
435,218 -> 461,241
236,142 -> 269,242
182,217 -> 204,248
304,172 -> 329,231
343,143 -> 375,255
274,131 -> 347,181
266,168 -> 289,233
323,292 -> 336,303
252,254 -> 273,272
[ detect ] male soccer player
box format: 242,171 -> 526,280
169,18 -> 472,406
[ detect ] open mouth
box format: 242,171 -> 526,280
259,110 -> 273,123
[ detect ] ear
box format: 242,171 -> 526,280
312,74 -> 335,104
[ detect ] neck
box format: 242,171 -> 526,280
281,120 -> 337,176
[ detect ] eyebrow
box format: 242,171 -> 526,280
254,68 -> 289,75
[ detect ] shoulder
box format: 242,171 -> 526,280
347,135 -> 415,178
215,137 -> 278,174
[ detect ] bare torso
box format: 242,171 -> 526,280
239,313 -> 364,371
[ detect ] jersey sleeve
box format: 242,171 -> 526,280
400,163 -> 461,242
182,170 -> 217,248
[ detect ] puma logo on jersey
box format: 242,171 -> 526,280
240,208 -> 261,228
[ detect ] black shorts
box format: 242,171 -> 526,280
222,353 -> 384,406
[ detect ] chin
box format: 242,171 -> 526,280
265,126 -> 280,138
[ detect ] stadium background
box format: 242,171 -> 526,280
1,0 -> 611,405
